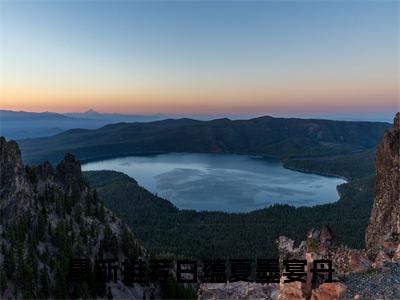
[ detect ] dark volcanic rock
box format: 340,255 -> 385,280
365,112 -> 400,257
55,152 -> 85,194
0,137 -> 35,218
0,137 -> 158,299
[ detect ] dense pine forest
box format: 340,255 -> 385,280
85,149 -> 375,260
0,138 -> 196,299
19,116 -> 389,165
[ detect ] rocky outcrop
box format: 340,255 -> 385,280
275,224 -> 400,300
365,112 -> 400,257
310,283 -> 347,300
348,252 -> 370,273
0,137 -> 35,219
276,225 -> 357,300
371,250 -> 391,271
275,112 -> 400,299
197,113 -> 400,300
277,225 -> 368,276
55,152 -> 85,194
0,137 -> 158,299
278,281 -> 307,300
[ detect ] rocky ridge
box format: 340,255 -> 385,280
365,112 -> 400,257
0,136 -> 159,298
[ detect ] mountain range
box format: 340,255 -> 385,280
0,109 -> 165,140
18,115 -> 390,165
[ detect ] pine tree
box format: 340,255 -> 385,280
121,225 -> 132,257
103,225 -> 112,252
48,221 -> 52,236
39,267 -> 50,299
53,262 -> 67,299
110,235 -> 118,256
99,204 -> 106,223
23,263 -> 36,298
37,209 -> 47,240
15,241 -> 25,289
0,267 -> 7,295
3,246 -> 15,279
27,239 -> 39,287
93,190 -> 99,203
85,193 -> 92,216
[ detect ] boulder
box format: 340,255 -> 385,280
311,282 -> 347,300
278,281 -> 307,300
392,244 -> 400,262
348,252 -> 371,273
372,250 -> 391,271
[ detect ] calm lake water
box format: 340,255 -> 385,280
82,153 -> 346,213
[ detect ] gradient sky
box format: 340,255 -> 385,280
0,1 -> 399,116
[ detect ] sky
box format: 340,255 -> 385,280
0,0 -> 399,118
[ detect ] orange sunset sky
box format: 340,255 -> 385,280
1,1 -> 398,116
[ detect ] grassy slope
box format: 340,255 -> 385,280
85,150 -> 375,259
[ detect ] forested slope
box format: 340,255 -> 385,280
20,116 -> 389,164
85,152 -> 374,259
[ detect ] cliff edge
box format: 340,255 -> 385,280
365,112 -> 400,256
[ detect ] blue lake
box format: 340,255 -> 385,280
82,153 -> 346,213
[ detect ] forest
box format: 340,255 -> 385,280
85,149 -> 375,260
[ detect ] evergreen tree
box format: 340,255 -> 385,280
15,241 -> 25,289
39,267 -> 50,299
85,193 -> 92,216
99,204 -> 106,223
93,189 -> 99,203
0,267 -> 7,295
53,262 -> 67,299
121,225 -> 132,257
110,235 -> 118,256
3,245 -> 15,279
23,263 -> 36,298
103,225 -> 112,252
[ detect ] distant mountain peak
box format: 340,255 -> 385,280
84,108 -> 101,115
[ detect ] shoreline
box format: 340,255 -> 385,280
282,164 -> 350,182
79,150 -> 351,183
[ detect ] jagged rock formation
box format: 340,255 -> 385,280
277,225 -> 371,276
275,224 -> 400,299
365,112 -> 400,257
0,137 -> 159,299
274,113 -> 400,299
0,138 -> 36,219
196,114 -> 400,300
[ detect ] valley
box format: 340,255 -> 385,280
16,115 -> 384,260
84,150 -> 374,259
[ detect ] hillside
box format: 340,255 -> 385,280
84,114 -> 400,299
19,116 -> 390,164
0,137 -> 162,298
283,149 -> 376,181
85,167 -> 374,259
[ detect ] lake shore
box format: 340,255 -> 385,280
82,152 -> 346,212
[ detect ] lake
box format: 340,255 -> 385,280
82,153 -> 346,213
